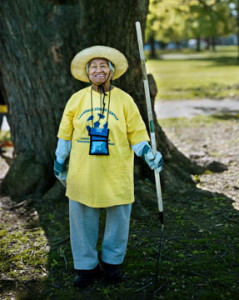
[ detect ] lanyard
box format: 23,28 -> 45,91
90,85 -> 111,128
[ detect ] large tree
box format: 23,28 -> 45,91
0,0 -> 200,205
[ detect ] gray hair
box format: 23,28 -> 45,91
86,60 -> 115,75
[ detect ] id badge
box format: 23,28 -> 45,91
89,127 -> 110,155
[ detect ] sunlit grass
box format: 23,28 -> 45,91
157,114 -> 239,128
0,131 -> 11,141
146,46 -> 239,100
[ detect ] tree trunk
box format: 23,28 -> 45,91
149,35 -> 156,58
205,38 -> 210,50
196,36 -> 201,52
211,37 -> 216,52
0,0 -> 201,204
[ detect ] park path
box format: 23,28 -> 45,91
155,98 -> 239,119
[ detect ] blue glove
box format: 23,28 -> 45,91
54,159 -> 67,182
54,139 -> 71,186
142,144 -> 163,173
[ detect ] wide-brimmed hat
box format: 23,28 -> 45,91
70,45 -> 128,82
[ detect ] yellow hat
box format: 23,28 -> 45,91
70,45 -> 128,82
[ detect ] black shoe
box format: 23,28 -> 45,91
73,264 -> 102,288
103,262 -> 123,283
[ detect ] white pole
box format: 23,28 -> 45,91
135,21 -> 164,225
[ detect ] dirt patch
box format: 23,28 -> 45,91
155,99 -> 239,119
159,115 -> 239,208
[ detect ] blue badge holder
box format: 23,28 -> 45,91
89,127 -> 110,155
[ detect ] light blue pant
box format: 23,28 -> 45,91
69,200 -> 132,270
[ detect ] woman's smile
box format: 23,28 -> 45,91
94,74 -> 106,79
88,58 -> 112,89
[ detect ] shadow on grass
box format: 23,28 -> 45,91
171,83 -> 239,100
149,56 -> 239,67
211,113 -> 239,121
203,56 -> 239,67
2,183 -> 238,300
194,111 -> 239,120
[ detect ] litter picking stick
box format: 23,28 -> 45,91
135,21 -> 164,291
135,21 -> 164,227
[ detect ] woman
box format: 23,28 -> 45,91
54,45 -> 163,287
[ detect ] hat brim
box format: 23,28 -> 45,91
70,45 -> 128,82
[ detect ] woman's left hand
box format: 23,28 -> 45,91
143,146 -> 163,173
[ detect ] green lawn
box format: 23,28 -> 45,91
146,46 -> 239,100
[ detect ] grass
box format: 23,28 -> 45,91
146,46 -> 239,100
1,190 -> 238,299
158,113 -> 239,128
0,131 -> 11,142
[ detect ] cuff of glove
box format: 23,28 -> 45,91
54,159 -> 67,176
142,144 -> 151,156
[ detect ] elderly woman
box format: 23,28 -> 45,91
54,46 -> 163,288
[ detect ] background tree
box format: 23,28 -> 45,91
146,0 -> 236,54
228,0 -> 239,59
0,0 -> 201,206
186,0 -> 235,51
146,0 -> 189,56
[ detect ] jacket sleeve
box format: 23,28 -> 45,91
55,138 -> 72,164
57,96 -> 76,140
131,141 -> 149,156
124,96 -> 150,146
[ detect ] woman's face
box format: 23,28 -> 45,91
88,58 -> 112,86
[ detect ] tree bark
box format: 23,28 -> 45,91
0,0 -> 201,203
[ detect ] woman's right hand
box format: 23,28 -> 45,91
54,160 -> 67,182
